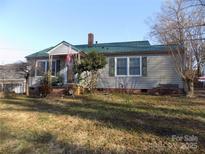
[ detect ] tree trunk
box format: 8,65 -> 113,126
184,80 -> 194,98
26,77 -> 29,96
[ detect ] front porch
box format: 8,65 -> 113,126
29,41 -> 84,87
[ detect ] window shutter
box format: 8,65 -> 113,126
56,60 -> 61,74
142,57 -> 147,76
109,58 -> 115,77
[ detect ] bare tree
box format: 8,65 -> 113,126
150,0 -> 205,97
14,60 -> 36,96
184,0 -> 205,8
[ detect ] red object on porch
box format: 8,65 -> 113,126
65,53 -> 73,65
65,45 -> 72,65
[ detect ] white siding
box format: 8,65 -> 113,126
29,54 -> 183,89
49,44 -> 78,56
97,55 -> 183,89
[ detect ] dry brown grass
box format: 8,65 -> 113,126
0,93 -> 205,154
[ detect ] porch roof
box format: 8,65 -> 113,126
26,41 -> 81,59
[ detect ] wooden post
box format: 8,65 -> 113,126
48,55 -> 53,86
67,63 -> 70,83
67,62 -> 73,83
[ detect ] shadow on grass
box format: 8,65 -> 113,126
1,96 -> 205,149
0,120 -> 114,154
81,95 -> 205,118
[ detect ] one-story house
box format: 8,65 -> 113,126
0,64 -> 26,94
26,33 -> 183,92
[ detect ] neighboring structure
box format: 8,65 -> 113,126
199,64 -> 205,83
0,64 -> 26,94
26,33 -> 183,91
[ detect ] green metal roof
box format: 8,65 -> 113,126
26,40 -> 172,59
75,42 -> 171,54
26,46 -> 53,58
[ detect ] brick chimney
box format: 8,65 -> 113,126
88,33 -> 94,48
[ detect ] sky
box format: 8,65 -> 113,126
0,0 -> 164,64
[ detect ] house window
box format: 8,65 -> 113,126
129,57 -> 140,75
36,60 -> 57,76
51,61 -> 56,76
116,58 -> 128,75
36,60 -> 47,76
115,57 -> 141,76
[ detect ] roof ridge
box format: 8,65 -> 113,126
75,40 -> 150,46
99,40 -> 150,44
151,44 -> 176,47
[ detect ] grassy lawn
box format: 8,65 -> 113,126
0,93 -> 205,154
